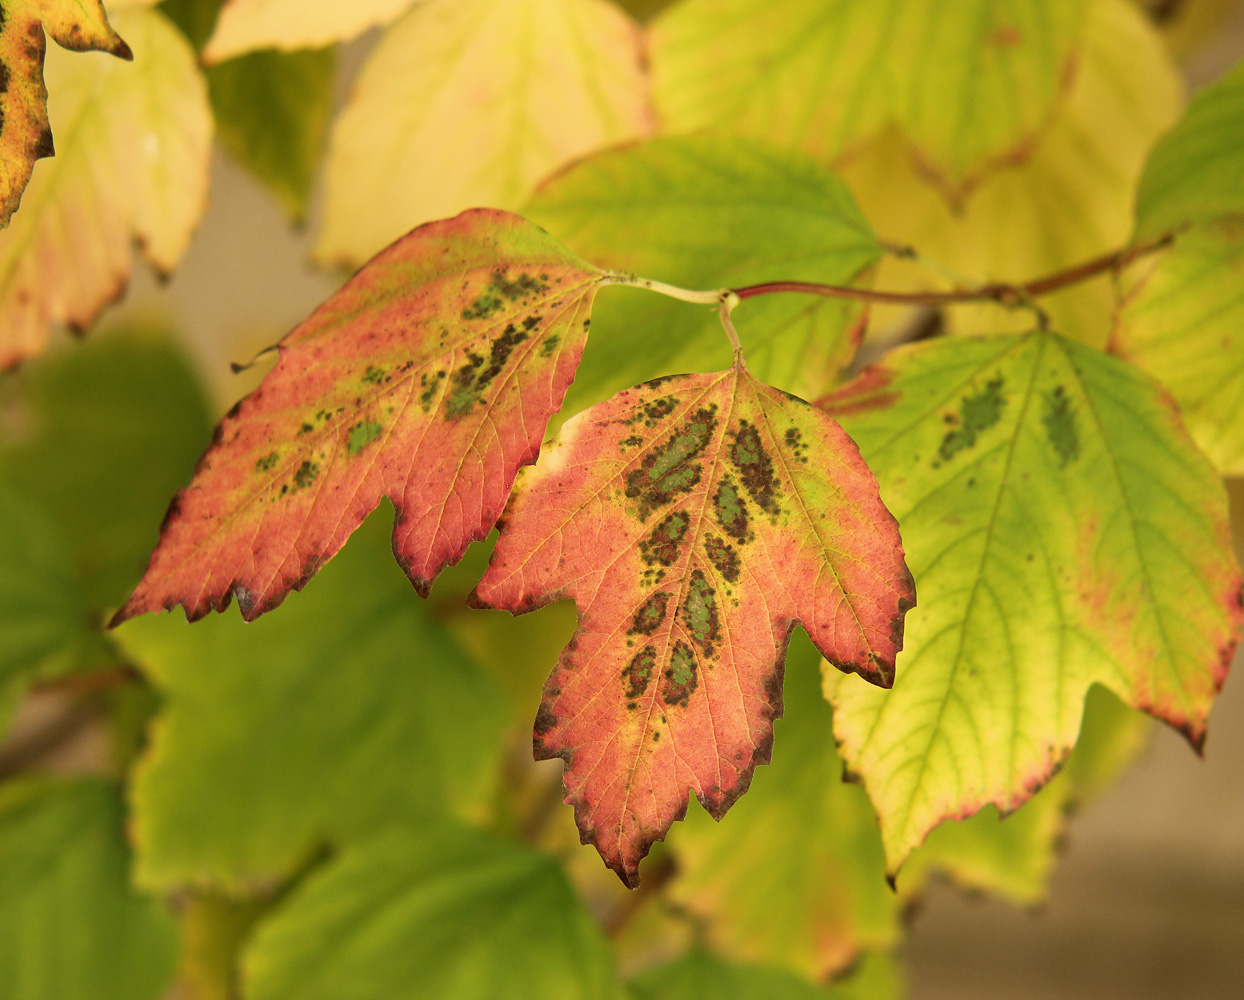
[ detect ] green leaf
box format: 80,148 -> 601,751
474,366 -> 913,886
115,516 -> 508,893
1135,59 -> 1244,241
526,136 -> 880,407
651,0 -> 1084,197
0,329 -> 212,608
629,949 -> 902,1000
206,46 -> 336,222
1113,221 -> 1244,474
0,778 -> 177,1000
242,822 -> 623,1000
0,483 -> 104,736
820,331 -> 1242,871
665,634 -> 897,981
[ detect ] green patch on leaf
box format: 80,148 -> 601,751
346,421 -> 384,455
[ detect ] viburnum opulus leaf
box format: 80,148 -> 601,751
473,363 -> 915,886
820,331 -> 1243,871
112,209 -> 605,624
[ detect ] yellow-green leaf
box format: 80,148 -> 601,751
203,0 -> 414,60
0,0 -> 133,229
0,6 -> 211,367
820,331 -> 1242,871
315,0 -> 652,268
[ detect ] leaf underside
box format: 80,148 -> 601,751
112,208 -> 603,625
474,365 -> 914,886
821,331 -> 1242,870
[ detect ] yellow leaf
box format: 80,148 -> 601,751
315,0 -> 652,269
0,0 -> 134,229
203,0 -> 416,62
840,0 -> 1182,346
0,7 -> 211,368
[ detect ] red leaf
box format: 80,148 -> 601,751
473,365 -> 914,885
112,209 -> 602,624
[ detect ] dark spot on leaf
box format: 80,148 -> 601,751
419,370 -> 446,411
705,534 -> 740,583
539,333 -> 560,357
625,406 -> 716,518
661,642 -> 699,706
729,420 -> 779,512
639,511 -> 690,567
713,477 -> 749,541
254,452 -> 279,473
681,570 -> 720,656
620,434 -> 643,449
534,703 -> 557,736
292,461 -> 319,491
623,645 -> 658,700
629,592 -> 670,636
939,374 -> 1005,462
462,269 -> 550,320
298,422 -> 314,435
1041,386 -> 1080,467
362,365 -> 385,384
522,315 -> 542,331
33,125 -> 53,159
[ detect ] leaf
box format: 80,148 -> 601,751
473,365 -> 914,886
665,634 -> 897,981
0,483 -> 103,736
651,0 -> 1085,198
114,516 -> 508,892
0,0 -> 133,229
0,778 -> 178,1000
837,0 -> 1182,346
203,0 -> 415,60
206,46 -> 335,222
111,208 -> 604,625
629,949 -> 903,1000
1134,59 -> 1244,241
0,328 -> 213,608
314,0 -> 652,268
242,823 -> 624,1000
819,331 -> 1243,871
1112,222 -> 1244,475
0,6 -> 211,368
525,136 -> 880,408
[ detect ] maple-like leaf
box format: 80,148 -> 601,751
473,364 -> 914,886
0,6 -> 211,368
315,0 -> 652,268
0,0 -> 134,230
203,0 -> 415,60
112,209 -> 605,625
820,331 -> 1242,871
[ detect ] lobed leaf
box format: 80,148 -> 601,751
242,823 -> 624,1000
1135,59 -> 1244,241
0,778 -> 178,1000
115,516 -> 508,892
820,331 -> 1242,871
315,0 -> 652,268
526,136 -> 880,408
474,365 -> 914,885
651,0 -> 1084,199
112,209 -> 605,625
0,0 -> 133,230
0,6 -> 211,368
1113,222 -> 1244,475
203,0 -> 414,60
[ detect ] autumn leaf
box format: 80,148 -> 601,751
473,364 -> 914,886
112,209 -> 606,625
820,331 -> 1242,871
0,6 -> 211,368
651,0 -> 1084,199
0,0 -> 134,230
315,0 -> 652,268
203,0 -> 415,60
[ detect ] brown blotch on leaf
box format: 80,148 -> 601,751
291,460 -> 319,491
639,510 -> 690,567
729,419 -> 779,513
704,534 -> 740,583
713,477 -> 749,542
622,644 -> 658,701
625,406 -> 717,519
661,641 -> 699,707
681,570 -> 720,657
629,591 -> 670,636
